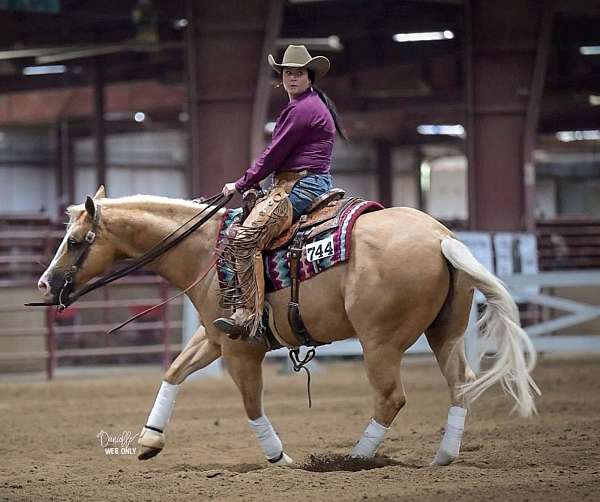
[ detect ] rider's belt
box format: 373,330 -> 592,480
273,170 -> 311,194
274,169 -> 309,183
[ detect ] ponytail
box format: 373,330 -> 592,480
307,69 -> 348,141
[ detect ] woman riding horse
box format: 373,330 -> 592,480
37,188 -> 539,467
36,51 -> 539,469
214,44 -> 347,341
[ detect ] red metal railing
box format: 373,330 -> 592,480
0,276 -> 183,380
0,218 -> 187,379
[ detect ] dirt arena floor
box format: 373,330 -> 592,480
1,355 -> 599,501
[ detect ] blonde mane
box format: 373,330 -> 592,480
66,194 -> 223,222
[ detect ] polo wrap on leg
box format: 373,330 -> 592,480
351,418 -> 389,458
146,381 -> 179,431
248,415 -> 283,461
432,406 -> 467,466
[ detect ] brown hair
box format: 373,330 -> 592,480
306,69 -> 348,141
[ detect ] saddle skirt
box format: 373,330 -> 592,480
217,195 -> 383,293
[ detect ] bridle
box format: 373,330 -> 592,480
27,192 -> 231,311
57,202 -> 102,309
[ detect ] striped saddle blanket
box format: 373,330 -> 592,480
216,198 -> 383,293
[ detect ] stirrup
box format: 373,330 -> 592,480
213,317 -> 248,339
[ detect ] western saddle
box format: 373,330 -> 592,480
243,187 -> 351,251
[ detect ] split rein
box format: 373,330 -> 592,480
25,193 -> 232,330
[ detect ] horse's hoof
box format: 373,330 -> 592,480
269,452 -> 294,466
138,446 -> 163,461
430,449 -> 456,466
137,426 -> 165,460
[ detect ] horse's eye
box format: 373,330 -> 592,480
68,238 -> 80,248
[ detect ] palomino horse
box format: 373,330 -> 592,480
38,186 -> 539,466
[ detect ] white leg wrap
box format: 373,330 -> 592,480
351,419 -> 389,458
146,381 -> 179,431
432,406 -> 467,466
248,415 -> 291,464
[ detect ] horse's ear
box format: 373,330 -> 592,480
93,185 -> 106,199
85,196 -> 96,219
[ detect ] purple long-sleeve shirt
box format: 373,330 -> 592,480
234,89 -> 335,193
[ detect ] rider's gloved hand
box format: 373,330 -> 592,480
222,183 -> 237,197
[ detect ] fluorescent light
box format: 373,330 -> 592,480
590,95 -> 600,106
393,31 -> 454,43
276,36 -> 343,52
134,112 -> 146,122
22,64 -> 66,75
417,124 -> 465,137
580,46 -> 600,56
556,130 -> 600,142
173,18 -> 188,29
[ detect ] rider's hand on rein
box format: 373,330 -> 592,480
222,183 -> 237,197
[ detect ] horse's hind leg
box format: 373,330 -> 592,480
138,324 -> 221,460
425,269 -> 476,466
351,338 -> 406,458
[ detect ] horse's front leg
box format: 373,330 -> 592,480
222,342 -> 293,466
138,324 -> 221,460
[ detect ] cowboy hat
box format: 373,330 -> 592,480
268,45 -> 330,80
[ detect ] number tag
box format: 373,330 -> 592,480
305,235 -> 335,262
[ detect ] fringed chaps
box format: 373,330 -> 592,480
219,185 -> 293,340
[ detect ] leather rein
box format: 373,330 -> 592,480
25,192 -> 231,311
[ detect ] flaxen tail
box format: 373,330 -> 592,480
440,236 -> 541,417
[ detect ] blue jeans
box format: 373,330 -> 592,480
288,174 -> 332,221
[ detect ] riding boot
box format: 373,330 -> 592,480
213,251 -> 267,340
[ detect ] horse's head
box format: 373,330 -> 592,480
37,185 -> 118,304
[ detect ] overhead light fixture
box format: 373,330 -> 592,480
393,30 -> 454,43
276,36 -> 342,52
579,46 -> 600,56
134,112 -> 146,122
589,95 -> 600,106
173,18 -> 188,29
417,124 -> 465,138
22,64 -> 66,75
264,122 -> 276,134
556,130 -> 600,142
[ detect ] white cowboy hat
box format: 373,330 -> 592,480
268,45 -> 330,80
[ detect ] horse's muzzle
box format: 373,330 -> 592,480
38,270 -> 71,305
